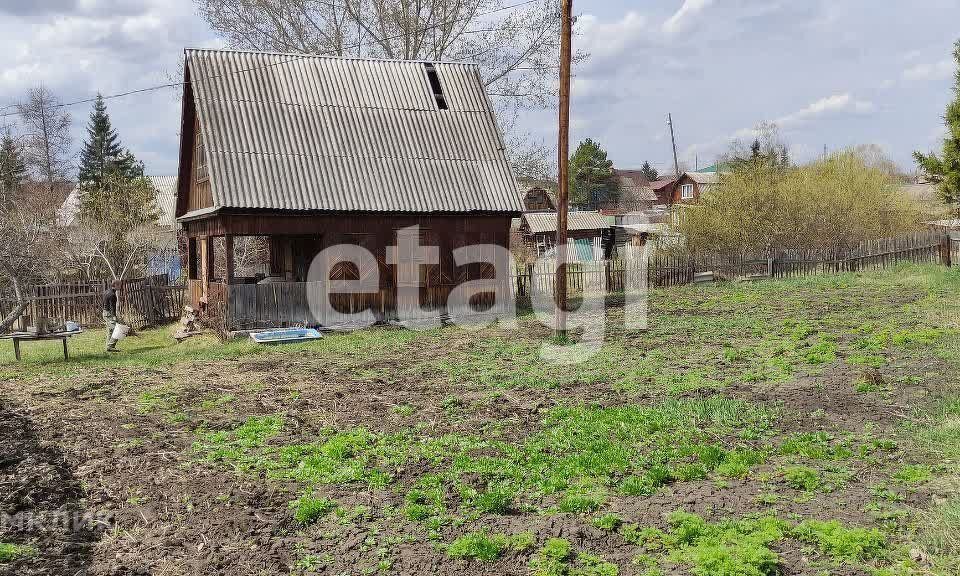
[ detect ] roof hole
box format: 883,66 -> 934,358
424,63 -> 449,110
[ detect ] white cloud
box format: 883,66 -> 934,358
0,0 -> 218,175
685,92 -> 876,162
775,93 -> 874,128
575,12 -> 650,62
662,0 -> 714,35
903,58 -> 955,81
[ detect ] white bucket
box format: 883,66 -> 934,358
111,323 -> 130,341
65,321 -> 80,332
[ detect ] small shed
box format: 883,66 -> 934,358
519,211 -> 611,261
175,49 -> 523,328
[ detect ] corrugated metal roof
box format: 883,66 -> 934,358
149,176 -> 178,228
685,171 -> 719,185
522,211 -> 610,234
58,176 -> 178,229
186,49 -> 523,214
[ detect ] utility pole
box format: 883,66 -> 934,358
668,113 -> 680,178
555,0 -> 573,340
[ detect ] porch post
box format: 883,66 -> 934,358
201,235 -> 212,294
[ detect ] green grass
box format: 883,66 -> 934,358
625,512 -> 786,576
195,395 -> 777,521
592,513 -> 623,532
0,543 -> 36,563
290,494 -> 337,524
782,466 -> 822,491
791,519 -> 887,562
7,264 -> 960,574
0,322 -> 431,377
446,530 -> 534,562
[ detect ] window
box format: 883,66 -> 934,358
680,183 -> 694,200
195,130 -> 208,183
424,63 -> 449,110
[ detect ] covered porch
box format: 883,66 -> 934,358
182,211 -> 513,331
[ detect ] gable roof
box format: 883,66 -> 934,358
684,172 -> 719,185
683,171 -> 719,185
179,49 -> 523,216
614,170 -> 657,203
59,176 -> 179,229
522,211 -> 609,234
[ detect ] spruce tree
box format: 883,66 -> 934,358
569,138 -> 618,206
640,161 -> 659,182
78,94 -> 124,189
915,40 -> 960,217
0,129 -> 27,202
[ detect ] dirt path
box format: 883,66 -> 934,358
0,401 -> 103,576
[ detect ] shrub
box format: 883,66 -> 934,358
675,151 -> 921,255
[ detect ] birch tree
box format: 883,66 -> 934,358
16,86 -> 72,194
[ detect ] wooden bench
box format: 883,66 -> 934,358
1,331 -> 83,361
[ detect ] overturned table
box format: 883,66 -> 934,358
1,331 -> 84,361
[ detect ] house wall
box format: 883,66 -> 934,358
670,175 -> 702,204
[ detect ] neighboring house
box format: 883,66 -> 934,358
613,169 -> 657,213
58,175 -> 180,231
611,211 -> 670,257
521,186 -> 557,212
58,176 -> 182,279
649,178 -> 677,205
519,211 -> 611,261
175,49 -> 523,325
671,172 -> 718,204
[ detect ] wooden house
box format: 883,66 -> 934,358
670,172 -> 718,204
519,211 -> 611,261
520,186 -> 557,212
175,49 -> 523,329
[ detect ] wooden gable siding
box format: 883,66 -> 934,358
175,72 -> 213,218
671,175 -> 702,204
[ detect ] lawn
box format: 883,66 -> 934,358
1,263 -> 960,576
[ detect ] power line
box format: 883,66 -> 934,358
0,0 -> 542,118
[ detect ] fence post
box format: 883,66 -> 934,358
944,234 -> 953,267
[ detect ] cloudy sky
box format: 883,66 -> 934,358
0,0 -> 957,177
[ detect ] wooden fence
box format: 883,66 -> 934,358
210,231 -> 953,330
0,275 -> 184,332
3,232 -> 953,333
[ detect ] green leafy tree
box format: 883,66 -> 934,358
914,40 -> 960,217
569,138 -> 618,206
640,161 -> 659,182
76,169 -> 160,280
0,129 -> 27,203
78,94 -> 141,189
